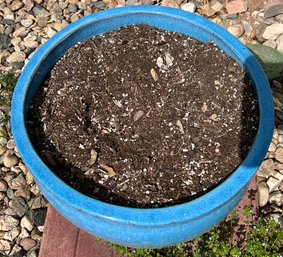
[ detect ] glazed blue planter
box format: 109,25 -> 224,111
11,6 -> 274,248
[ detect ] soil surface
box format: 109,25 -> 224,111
28,24 -> 258,207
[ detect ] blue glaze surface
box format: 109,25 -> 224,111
11,6 -> 274,248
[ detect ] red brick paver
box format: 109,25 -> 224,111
39,179 -> 259,257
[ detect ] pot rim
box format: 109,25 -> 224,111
11,5 -> 274,226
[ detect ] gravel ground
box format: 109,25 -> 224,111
1,0 -> 283,256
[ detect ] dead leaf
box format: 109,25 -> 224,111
176,120 -> 185,134
165,52 -> 174,67
156,56 -> 165,69
89,149 -> 97,166
133,110 -> 144,122
150,68 -> 158,81
113,99 -> 123,108
201,102 -> 208,112
100,163 -> 117,177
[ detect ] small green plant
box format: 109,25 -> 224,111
112,208 -> 283,257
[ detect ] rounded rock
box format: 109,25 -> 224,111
268,141 -> 277,152
13,27 -> 30,38
20,238 -> 37,251
23,40 -> 39,49
0,179 -> 8,192
227,24 -> 245,38
6,52 -> 26,64
21,19 -> 33,28
6,139 -> 15,150
263,40 -> 277,49
3,154 -> 19,167
275,147 -> 283,163
10,0 -> 24,11
9,197 -> 28,217
0,215 -> 19,231
258,181 -> 269,207
0,239 -> 11,255
181,2 -> 196,13
262,24 -> 283,40
27,250 -> 38,257
68,3 -> 78,12
20,215 -> 34,231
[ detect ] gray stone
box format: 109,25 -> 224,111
277,33 -> 283,54
258,181 -> 269,207
37,16 -> 49,27
242,20 -> 253,33
13,27 -> 30,38
93,1 -> 106,9
256,23 -> 267,43
21,18 -> 33,28
0,19 -> 15,25
12,62 -> 25,70
20,238 -> 37,251
275,147 -> 283,163
9,244 -> 24,257
225,13 -> 238,19
68,3 -> 78,12
257,159 -> 276,178
3,227 -> 20,241
181,2 -> 196,13
24,47 -> 34,57
268,213 -> 283,226
263,24 -> 283,40
0,137 -> 7,146
15,186 -> 31,200
0,239 -> 11,255
263,40 -> 277,49
211,1 -> 223,12
269,191 -> 283,206
18,227 -> 29,239
25,170 -> 34,185
50,6 -> 63,15
20,215 -> 34,231
275,171 -> 283,181
4,25 -> 14,35
9,197 -> 28,217
27,250 -> 37,257
31,228 -> 42,241
268,141 -> 277,152
227,24 -> 244,38
0,34 -> 11,49
0,215 -> 19,231
32,5 -> 48,16
0,179 -> 8,192
267,176 -> 280,192
0,192 -> 6,200
6,139 -> 15,150
10,0 -> 24,11
264,3 -> 283,18
6,188 -> 15,199
29,208 -> 47,227
8,174 -> 27,190
6,52 -> 26,64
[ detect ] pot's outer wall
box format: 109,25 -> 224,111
11,6 -> 274,248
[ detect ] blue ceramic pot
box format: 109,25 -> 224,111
11,6 -> 274,248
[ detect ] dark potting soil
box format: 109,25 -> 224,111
28,24 -> 258,208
